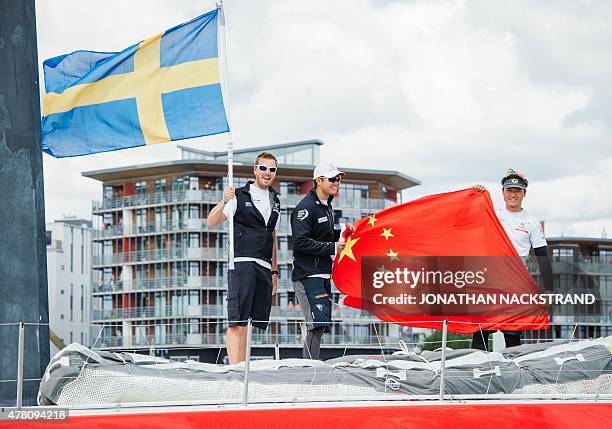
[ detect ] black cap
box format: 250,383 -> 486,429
502,176 -> 527,189
501,169 -> 528,189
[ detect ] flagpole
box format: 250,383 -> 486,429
218,1 -> 234,270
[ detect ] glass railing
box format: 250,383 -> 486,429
93,247 -> 225,265
93,220 -> 293,239
527,256 -> 612,275
92,280 -> 123,293
93,304 -> 226,320
93,218 -> 291,240
92,303 -> 372,321
93,190 -> 397,212
131,276 -> 226,291
93,277 -> 298,295
97,332 -> 410,349
93,248 -> 293,266
96,336 -> 124,348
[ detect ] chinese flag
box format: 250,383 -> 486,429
332,188 -> 550,334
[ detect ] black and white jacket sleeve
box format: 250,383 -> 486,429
291,206 -> 336,256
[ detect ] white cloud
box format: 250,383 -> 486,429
36,0 -> 611,237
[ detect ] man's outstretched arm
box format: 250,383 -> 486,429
534,246 -> 554,292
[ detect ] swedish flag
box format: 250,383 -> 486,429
41,9 -> 229,158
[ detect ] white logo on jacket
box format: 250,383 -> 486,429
297,209 -> 309,221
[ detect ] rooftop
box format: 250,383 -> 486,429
547,236 -> 612,246
82,140 -> 421,190
56,218 -> 92,228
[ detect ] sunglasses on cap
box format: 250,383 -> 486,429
256,165 -> 277,173
319,175 -> 342,183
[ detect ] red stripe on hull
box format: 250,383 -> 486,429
5,402 -> 612,429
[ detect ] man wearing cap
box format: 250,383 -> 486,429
291,163 -> 346,360
207,152 -> 281,364
471,169 -> 553,350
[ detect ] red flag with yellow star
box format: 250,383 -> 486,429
332,188 -> 550,334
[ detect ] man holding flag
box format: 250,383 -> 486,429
207,152 -> 281,364
291,163 -> 347,360
471,169 -> 553,350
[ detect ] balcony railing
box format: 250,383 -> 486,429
528,257 -> 612,275
131,276 -> 224,291
96,333 -> 411,349
93,304 -> 226,320
92,280 -> 124,293
93,247 -> 225,265
92,303 -> 371,321
93,190 -> 397,212
94,220 -> 293,239
93,248 -> 292,266
93,276 -> 298,294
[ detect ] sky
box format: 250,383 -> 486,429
36,0 -> 612,238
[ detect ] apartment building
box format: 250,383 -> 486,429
83,140 -> 422,361
46,218 -> 92,355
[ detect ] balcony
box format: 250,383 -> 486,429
132,276 -> 226,291
92,304 -> 226,321
92,276 -> 299,295
96,332 -> 411,349
93,248 -> 293,266
93,247 -> 225,266
93,190 -> 396,213
92,280 -> 123,293
93,190 -> 223,211
93,220 -> 294,239
528,257 -> 612,275
97,336 -> 124,348
92,302 -> 371,322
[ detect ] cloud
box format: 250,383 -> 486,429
37,0 -> 611,237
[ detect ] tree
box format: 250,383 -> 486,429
420,331 -> 478,351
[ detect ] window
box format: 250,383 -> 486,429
553,248 -> 573,261
81,229 -> 84,274
155,207 -> 167,229
173,176 -> 190,192
189,176 -> 199,190
189,261 -> 200,277
103,186 -> 113,200
80,285 -> 84,322
70,332 -> 73,343
102,212 -> 113,227
156,235 -> 166,250
135,181 -> 147,195
202,177 -> 223,190
189,233 -> 200,248
136,209 -> 146,231
70,284 -> 74,321
60,289 -> 64,295
600,250 -> 612,263
155,178 -> 167,193
70,227 -> 74,272
46,231 -> 52,246
80,332 -> 84,345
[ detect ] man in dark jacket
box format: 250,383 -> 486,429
291,162 -> 347,360
207,152 -> 280,363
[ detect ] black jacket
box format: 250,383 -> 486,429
291,187 -> 341,281
233,181 -> 281,263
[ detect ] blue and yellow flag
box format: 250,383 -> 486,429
42,9 -> 229,158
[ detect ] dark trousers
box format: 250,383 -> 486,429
471,330 -> 521,351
